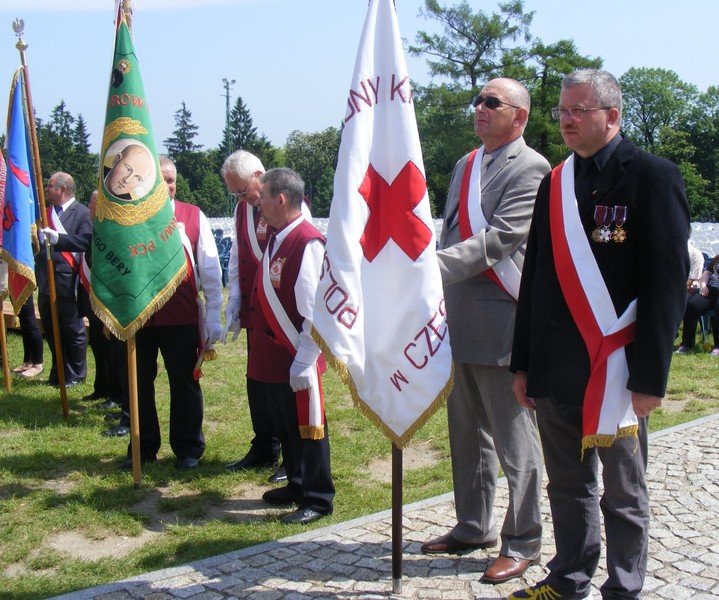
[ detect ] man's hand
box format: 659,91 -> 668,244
289,358 -> 314,391
39,227 -> 59,245
632,392 -> 662,418
512,371 -> 536,410
205,319 -> 223,345
221,296 -> 241,343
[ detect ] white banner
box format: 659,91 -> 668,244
312,0 -> 453,447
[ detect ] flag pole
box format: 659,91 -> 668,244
126,335 -> 142,487
13,20 -> 68,418
392,443 -> 403,593
0,305 -> 10,392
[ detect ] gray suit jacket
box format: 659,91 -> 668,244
437,136 -> 550,366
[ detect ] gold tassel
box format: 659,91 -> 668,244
311,326 -> 454,448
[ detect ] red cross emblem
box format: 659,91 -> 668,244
358,161 -> 431,262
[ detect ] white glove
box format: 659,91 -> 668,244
205,319 -> 223,345
39,227 -> 59,245
289,358 -> 314,392
220,296 -> 241,343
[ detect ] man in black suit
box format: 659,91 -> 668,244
37,172 -> 93,386
509,69 -> 689,599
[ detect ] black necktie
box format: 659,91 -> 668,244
56,205 -> 63,217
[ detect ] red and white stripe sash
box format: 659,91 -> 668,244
47,207 -> 90,293
457,148 -> 522,300
549,156 -> 638,451
256,240 -> 325,440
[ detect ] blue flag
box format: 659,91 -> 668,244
1,68 -> 38,312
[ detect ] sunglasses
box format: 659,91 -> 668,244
471,95 -> 520,110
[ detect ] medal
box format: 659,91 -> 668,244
591,206 -> 614,243
612,206 -> 627,243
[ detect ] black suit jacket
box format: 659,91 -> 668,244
510,138 -> 690,403
36,201 -> 93,298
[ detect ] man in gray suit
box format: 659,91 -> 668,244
421,78 -> 549,586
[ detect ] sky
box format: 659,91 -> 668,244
0,0 -> 717,155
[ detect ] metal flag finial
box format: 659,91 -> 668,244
13,18 -> 27,52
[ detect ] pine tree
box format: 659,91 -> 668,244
164,101 -> 202,158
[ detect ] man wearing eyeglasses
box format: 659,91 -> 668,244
421,78 -> 548,587
509,69 -> 689,599
221,150 -> 284,483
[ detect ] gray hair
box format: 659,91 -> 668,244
563,69 -> 623,123
159,155 -> 175,171
52,172 -> 76,196
260,168 -> 304,209
495,77 -> 531,112
221,149 -> 265,180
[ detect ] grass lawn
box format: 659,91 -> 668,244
0,320 -> 717,599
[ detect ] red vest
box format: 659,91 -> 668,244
247,220 -> 325,382
148,200 -> 200,327
235,204 -> 271,324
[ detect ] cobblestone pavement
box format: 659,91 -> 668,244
54,413 -> 719,599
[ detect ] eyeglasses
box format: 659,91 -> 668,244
229,189 -> 248,201
551,106 -> 612,121
471,95 -> 520,110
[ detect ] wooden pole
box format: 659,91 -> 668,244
392,443 -> 403,594
0,305 -> 10,392
126,335 -> 142,488
14,22 -> 68,418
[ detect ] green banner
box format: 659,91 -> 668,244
91,14 -> 186,340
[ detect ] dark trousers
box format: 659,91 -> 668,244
38,294 -> 87,383
88,311 -> 112,397
264,381 -> 334,514
536,399 -> 649,599
18,296 -> 43,364
246,377 -> 281,461
127,325 -> 204,460
681,289 -> 719,348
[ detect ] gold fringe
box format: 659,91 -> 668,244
90,261 -> 186,341
0,251 -> 36,313
581,424 -> 639,459
95,181 -> 168,226
203,348 -> 217,361
299,425 -> 325,440
311,326 -> 454,448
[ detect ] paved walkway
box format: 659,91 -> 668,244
54,413 -> 719,599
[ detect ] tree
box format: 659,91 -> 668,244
413,83 -> 477,214
409,0 -> 534,88
519,40 -> 602,164
219,96 -> 258,158
620,68 -> 698,153
195,173 -> 228,217
164,101 -> 202,158
284,127 -> 341,217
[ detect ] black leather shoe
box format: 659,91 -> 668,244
64,378 -> 85,388
99,399 -> 120,410
225,452 -> 278,472
104,411 -> 123,422
83,391 -> 108,401
421,532 -> 498,555
280,507 -> 328,524
268,465 -> 287,484
102,424 -> 130,437
262,486 -> 295,505
119,455 -> 156,470
175,456 -> 200,470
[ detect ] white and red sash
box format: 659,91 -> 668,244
47,206 -> 90,293
239,202 -> 264,266
256,237 -> 325,440
549,155 -> 638,451
457,147 -> 522,300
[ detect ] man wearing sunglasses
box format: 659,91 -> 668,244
421,78 -> 548,587
510,69 -> 689,599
